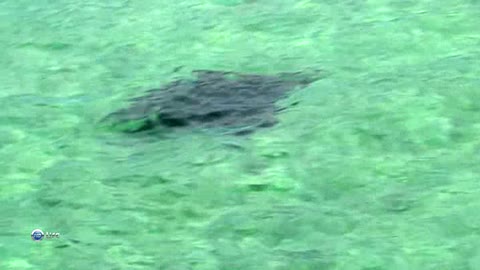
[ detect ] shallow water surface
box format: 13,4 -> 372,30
1,0 -> 480,269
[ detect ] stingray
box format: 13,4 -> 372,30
105,69 -> 321,135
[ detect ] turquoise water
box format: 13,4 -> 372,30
1,0 -> 480,269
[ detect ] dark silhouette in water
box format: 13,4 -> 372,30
106,69 -> 321,135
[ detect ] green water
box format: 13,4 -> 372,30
1,0 -> 480,269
